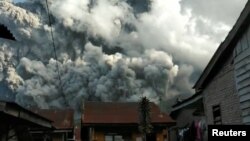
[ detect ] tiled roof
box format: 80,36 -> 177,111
32,109 -> 74,129
82,102 -> 175,125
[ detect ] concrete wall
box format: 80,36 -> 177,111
203,53 -> 242,124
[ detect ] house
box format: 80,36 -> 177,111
0,100 -> 53,141
193,0 -> 250,124
82,102 -> 175,141
31,109 -> 75,141
169,93 -> 207,141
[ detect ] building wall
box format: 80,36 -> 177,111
31,131 -> 74,141
1,130 -> 18,141
89,128 -> 166,141
52,133 -> 64,141
94,131 -> 105,141
203,53 -> 243,124
132,132 -> 141,141
174,109 -> 196,127
169,128 -> 177,141
156,130 -> 165,141
234,24 -> 250,124
168,109 -> 195,141
169,107 -> 206,141
132,131 -> 166,141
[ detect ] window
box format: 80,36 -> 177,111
105,136 -> 113,141
114,135 -> 123,141
105,135 -> 124,141
212,105 -> 222,124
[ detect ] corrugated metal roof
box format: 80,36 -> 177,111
82,102 -> 175,125
32,109 -> 74,129
0,101 -> 53,129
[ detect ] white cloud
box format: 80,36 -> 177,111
180,0 -> 248,26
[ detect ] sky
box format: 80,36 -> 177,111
0,0 -> 248,111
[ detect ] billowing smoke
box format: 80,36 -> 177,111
15,43 -> 178,111
0,0 -> 245,111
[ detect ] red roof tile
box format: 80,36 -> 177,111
32,109 -> 74,129
82,102 -> 175,125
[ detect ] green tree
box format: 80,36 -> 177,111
138,96 -> 153,141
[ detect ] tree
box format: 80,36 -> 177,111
138,96 -> 153,141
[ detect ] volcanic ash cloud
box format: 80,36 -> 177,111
0,0 -> 232,111
15,42 -> 178,111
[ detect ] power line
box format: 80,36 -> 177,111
45,0 -> 68,106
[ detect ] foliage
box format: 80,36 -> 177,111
138,96 -> 153,135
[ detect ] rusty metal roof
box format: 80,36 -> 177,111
32,109 -> 74,129
0,101 -> 53,129
82,102 -> 175,125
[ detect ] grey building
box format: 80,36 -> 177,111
169,2 -> 250,140
193,0 -> 250,125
